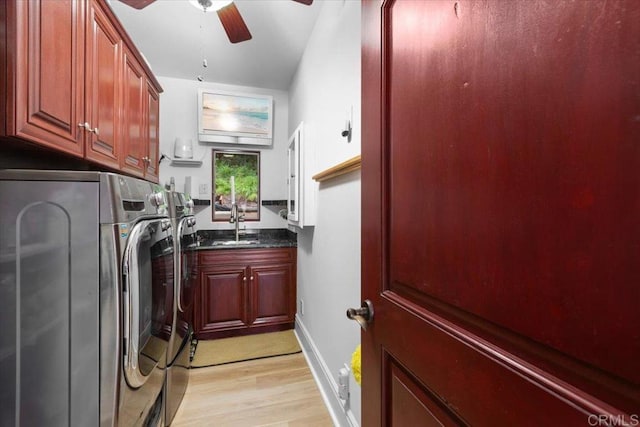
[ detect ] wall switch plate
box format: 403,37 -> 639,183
299,299 -> 304,316
199,183 -> 208,195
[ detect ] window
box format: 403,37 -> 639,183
212,150 -> 260,222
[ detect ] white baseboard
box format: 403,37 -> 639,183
294,315 -> 360,427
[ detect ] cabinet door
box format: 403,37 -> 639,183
84,0 -> 121,169
196,266 -> 250,339
287,122 -> 316,228
120,48 -> 146,178
145,82 -> 160,182
9,0 -> 85,155
250,262 -> 295,326
287,125 -> 300,223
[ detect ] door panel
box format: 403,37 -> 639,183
146,82 -> 160,182
251,263 -> 294,325
11,0 -> 85,154
85,0 -> 120,168
121,48 -> 146,177
387,356 -> 462,427
197,267 -> 249,336
378,291 -> 625,425
387,0 -> 639,384
362,0 -> 640,425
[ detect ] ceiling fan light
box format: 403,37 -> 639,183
189,0 -> 232,13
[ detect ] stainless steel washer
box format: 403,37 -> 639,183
164,192 -> 197,426
0,170 -> 174,426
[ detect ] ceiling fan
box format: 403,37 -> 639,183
118,0 -> 314,44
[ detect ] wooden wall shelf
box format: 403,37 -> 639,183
312,155 -> 361,182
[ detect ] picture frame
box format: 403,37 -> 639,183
197,89 -> 273,146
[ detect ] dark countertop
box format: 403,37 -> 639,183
197,228 -> 297,250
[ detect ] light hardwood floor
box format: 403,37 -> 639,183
171,353 -> 334,427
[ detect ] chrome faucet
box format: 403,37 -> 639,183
229,203 -> 245,242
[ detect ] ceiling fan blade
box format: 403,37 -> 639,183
292,0 -> 313,5
217,3 -> 252,44
118,0 -> 156,9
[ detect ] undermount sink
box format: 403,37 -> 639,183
212,239 -> 260,246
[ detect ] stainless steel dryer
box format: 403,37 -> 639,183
0,170 -> 174,426
164,192 -> 197,425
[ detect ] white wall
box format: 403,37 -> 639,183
289,0 -> 362,425
157,76 -> 289,229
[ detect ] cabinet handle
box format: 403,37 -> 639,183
243,276 -> 247,282
250,276 -> 254,281
78,122 -> 98,136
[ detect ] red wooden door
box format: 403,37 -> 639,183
361,1 -> 639,425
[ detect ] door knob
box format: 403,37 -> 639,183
347,299 -> 374,330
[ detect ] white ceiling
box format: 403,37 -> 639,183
108,0 -> 322,90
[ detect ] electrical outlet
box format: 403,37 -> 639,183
198,183 -> 208,195
338,365 -> 350,405
299,299 -> 304,316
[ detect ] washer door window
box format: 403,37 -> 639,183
123,218 -> 174,388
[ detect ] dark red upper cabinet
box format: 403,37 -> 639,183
1,0 -> 162,182
3,0 -> 86,156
